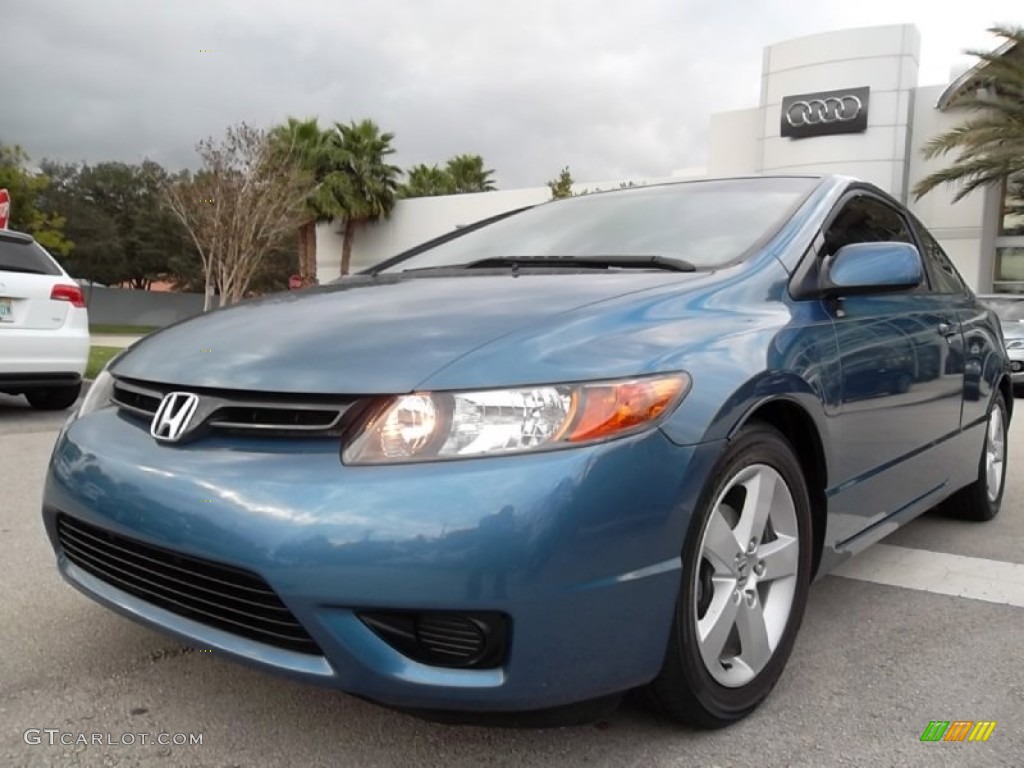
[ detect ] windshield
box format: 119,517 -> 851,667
380,177 -> 819,273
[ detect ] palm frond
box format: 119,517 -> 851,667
915,25 -> 1024,202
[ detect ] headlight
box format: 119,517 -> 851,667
1006,339 -> 1024,349
76,369 -> 116,418
342,373 -> 691,465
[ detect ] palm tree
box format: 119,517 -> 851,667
913,26 -> 1024,203
445,154 -> 496,193
400,164 -> 456,198
269,117 -> 340,285
327,119 -> 402,276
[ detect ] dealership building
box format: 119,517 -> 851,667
317,24 -> 1022,292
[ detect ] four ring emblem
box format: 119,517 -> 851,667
785,96 -> 863,127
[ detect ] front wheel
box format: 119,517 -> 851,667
644,422 -> 813,728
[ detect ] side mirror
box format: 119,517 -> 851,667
821,242 -> 923,297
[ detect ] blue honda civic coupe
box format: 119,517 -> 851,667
42,175 -> 1011,728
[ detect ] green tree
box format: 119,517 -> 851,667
268,116 -> 339,285
248,232 -> 299,295
0,144 -> 72,255
445,153 -> 496,193
547,166 -> 574,199
400,163 -> 456,198
38,159 -> 192,288
134,160 -> 200,288
913,26 -> 1024,202
80,161 -> 171,288
326,119 -> 402,276
36,160 -> 119,284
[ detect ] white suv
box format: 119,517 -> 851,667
0,230 -> 89,410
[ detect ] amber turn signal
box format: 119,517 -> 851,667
564,374 -> 691,442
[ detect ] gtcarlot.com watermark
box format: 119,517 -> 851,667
24,729 -> 203,747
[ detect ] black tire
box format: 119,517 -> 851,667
644,421 -> 813,728
25,383 -> 83,411
938,390 -> 1008,522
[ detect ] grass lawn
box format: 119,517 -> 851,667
90,324 -> 159,335
86,346 -> 122,379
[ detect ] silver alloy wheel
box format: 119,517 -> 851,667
695,464 -> 799,688
986,405 -> 1006,503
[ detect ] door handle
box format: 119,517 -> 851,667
937,322 -> 957,337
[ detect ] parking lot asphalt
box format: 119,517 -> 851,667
1,391 -> 1022,768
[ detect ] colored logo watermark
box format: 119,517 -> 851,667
920,720 -> 996,742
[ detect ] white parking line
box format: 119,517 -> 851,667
831,544 -> 1024,608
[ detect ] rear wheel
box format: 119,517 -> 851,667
938,391 -> 1008,522
645,422 -> 812,728
25,383 -> 82,411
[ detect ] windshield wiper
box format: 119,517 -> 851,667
403,255 -> 698,274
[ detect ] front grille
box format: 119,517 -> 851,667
111,377 -> 355,438
56,514 -> 322,655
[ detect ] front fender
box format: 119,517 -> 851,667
658,320 -> 840,448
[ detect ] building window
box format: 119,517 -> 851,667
994,247 -> 1024,294
1001,176 -> 1024,236
993,175 -> 1024,292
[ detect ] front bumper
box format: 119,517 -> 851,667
42,406 -> 723,712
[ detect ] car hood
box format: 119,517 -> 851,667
111,272 -> 696,393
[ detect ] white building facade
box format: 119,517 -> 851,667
318,24 -> 1023,292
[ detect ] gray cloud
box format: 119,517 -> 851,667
1,0 -> 1018,187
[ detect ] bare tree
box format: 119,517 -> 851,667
163,123 -> 313,310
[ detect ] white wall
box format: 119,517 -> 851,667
756,24 -> 920,201
708,108 -> 762,176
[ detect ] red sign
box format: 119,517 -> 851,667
0,189 -> 10,230
288,274 -> 302,290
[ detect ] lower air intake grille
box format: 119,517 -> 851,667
56,514 -> 321,655
359,611 -> 508,669
416,615 -> 487,662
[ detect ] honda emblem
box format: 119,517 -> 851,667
151,392 -> 200,442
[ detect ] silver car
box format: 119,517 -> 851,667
977,294 -> 1024,390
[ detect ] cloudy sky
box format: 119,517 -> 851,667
1,0 -> 1019,188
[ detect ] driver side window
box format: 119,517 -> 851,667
821,195 -> 924,293
822,196 -> 914,256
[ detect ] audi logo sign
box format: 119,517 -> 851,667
780,86 -> 869,139
787,96 -> 861,126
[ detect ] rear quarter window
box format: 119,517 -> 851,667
0,237 -> 63,276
